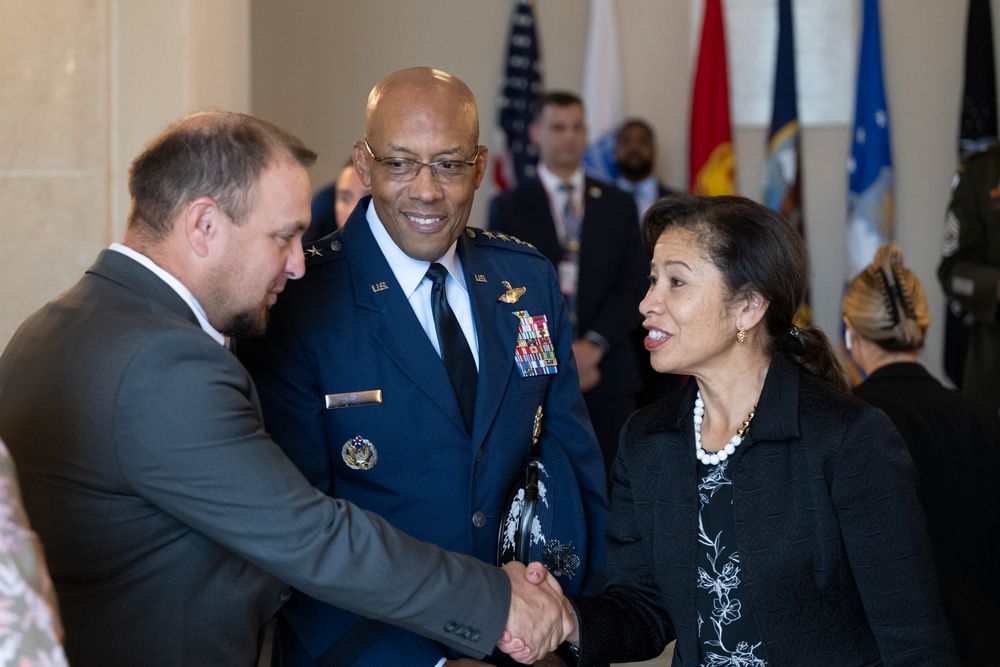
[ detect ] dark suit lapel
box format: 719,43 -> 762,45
522,180 -> 563,266
458,235 -> 520,445
578,178 -> 609,310
342,218 -> 466,431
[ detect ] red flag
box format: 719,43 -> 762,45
689,0 -> 735,195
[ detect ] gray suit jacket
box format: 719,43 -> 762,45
0,250 -> 509,667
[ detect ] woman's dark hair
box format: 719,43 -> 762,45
641,193 -> 848,392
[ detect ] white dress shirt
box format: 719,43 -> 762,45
537,164 -> 585,247
365,202 -> 480,369
616,173 -> 661,219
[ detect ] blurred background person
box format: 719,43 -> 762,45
613,118 -> 676,220
552,194 -> 956,666
614,117 -> 687,410
489,92 -> 646,485
938,143 -> 1000,409
845,242 -> 1000,666
305,157 -> 371,242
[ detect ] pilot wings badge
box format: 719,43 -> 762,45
497,281 -> 526,304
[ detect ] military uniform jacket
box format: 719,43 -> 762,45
488,177 -> 647,399
237,200 -> 609,665
939,144 -> 1000,404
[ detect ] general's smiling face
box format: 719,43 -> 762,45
640,226 -> 740,376
356,85 -> 487,262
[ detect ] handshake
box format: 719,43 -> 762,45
498,561 -> 580,664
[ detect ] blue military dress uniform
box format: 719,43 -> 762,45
237,197 -> 608,666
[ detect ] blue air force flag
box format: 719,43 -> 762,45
846,0 -> 894,278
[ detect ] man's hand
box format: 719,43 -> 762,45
497,562 -> 574,664
572,339 -> 604,392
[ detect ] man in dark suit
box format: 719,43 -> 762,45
489,92 -> 648,479
236,69 -> 607,666
614,118 -> 675,219
0,111 -> 571,667
614,118 -> 688,408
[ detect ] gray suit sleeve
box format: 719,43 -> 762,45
113,328 -> 509,657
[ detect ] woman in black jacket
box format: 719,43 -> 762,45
844,242 -> 1000,666
553,195 -> 957,667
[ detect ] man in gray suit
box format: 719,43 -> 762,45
0,111 -> 570,667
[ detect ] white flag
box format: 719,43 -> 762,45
581,0 -> 624,183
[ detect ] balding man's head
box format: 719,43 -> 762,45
127,110 -> 316,241
364,67 -> 479,149
353,68 -> 487,262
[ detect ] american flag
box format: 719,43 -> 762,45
493,0 -> 542,192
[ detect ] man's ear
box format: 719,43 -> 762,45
473,145 -> 489,189
184,197 -> 224,258
353,141 -> 372,188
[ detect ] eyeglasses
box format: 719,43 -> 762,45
363,140 -> 481,183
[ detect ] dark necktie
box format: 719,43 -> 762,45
426,263 -> 477,433
559,182 -> 582,248
558,182 -> 581,335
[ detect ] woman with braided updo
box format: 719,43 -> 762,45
551,195 -> 957,667
844,242 -> 1000,666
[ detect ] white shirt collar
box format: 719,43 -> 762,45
109,243 -> 226,345
538,164 -> 585,198
617,174 -> 660,217
616,174 -> 657,195
364,200 -> 467,296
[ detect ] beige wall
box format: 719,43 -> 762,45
0,0 -> 986,386
0,0 -> 250,348
252,0 -> 981,385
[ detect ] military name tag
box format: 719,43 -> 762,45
325,390 -> 383,410
512,311 -> 558,377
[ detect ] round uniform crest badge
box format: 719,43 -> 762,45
342,435 -> 378,470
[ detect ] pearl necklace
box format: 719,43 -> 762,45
694,390 -> 757,466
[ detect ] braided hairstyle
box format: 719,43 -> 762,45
641,193 -> 848,392
843,243 -> 929,351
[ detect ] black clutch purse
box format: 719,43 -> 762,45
497,406 -> 581,583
